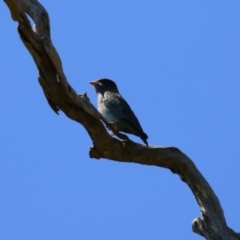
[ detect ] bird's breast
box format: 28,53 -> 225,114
97,94 -> 118,122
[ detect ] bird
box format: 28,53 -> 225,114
89,78 -> 148,145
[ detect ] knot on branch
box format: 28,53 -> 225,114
192,218 -> 204,236
89,145 -> 101,159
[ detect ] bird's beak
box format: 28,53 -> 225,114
89,81 -> 98,87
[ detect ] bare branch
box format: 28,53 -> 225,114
4,0 -> 240,239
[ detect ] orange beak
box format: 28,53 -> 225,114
89,81 -> 98,87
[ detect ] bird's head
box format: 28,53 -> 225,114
89,78 -> 119,94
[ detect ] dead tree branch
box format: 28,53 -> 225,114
3,0 -> 240,239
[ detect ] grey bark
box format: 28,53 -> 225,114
3,0 -> 240,239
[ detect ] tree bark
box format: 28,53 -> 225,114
3,0 -> 240,239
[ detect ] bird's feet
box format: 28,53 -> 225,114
107,121 -> 116,129
110,131 -> 115,136
107,122 -> 117,136
106,122 -> 129,142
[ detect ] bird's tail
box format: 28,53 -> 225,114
140,133 -> 148,146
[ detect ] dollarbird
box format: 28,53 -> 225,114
89,78 -> 148,146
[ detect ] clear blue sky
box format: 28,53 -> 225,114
1,1 -> 240,239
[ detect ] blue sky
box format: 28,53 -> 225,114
1,1 -> 240,239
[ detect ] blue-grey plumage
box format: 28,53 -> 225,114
90,79 -> 148,146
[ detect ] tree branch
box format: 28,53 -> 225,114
4,0 -> 240,239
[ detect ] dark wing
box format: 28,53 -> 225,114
103,92 -> 148,139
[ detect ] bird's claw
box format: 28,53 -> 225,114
107,121 -> 116,129
110,131 -> 115,136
